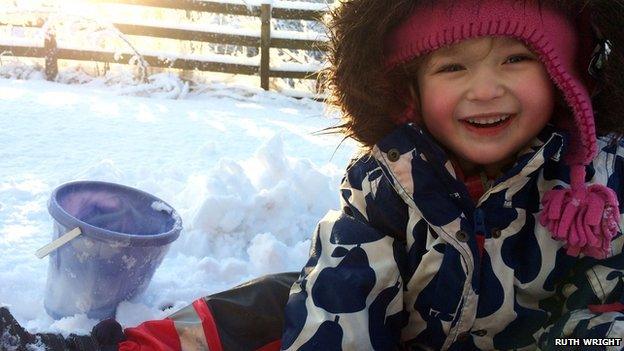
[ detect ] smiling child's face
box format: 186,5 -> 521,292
416,36 -> 555,175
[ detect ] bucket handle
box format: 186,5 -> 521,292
35,227 -> 82,259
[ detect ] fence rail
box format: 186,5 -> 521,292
0,0 -> 330,90
99,0 -> 328,20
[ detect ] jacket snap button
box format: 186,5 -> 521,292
457,332 -> 471,342
387,148 -> 400,162
455,230 -> 469,242
492,228 -> 502,238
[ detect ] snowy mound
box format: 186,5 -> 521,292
0,77 -> 356,334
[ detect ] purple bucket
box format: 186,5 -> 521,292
44,181 -> 182,320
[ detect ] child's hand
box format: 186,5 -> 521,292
92,318 -> 127,351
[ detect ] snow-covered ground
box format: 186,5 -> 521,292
0,76 -> 357,336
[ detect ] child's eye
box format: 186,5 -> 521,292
505,54 -> 533,64
437,64 -> 464,73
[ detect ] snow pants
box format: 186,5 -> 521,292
118,272 -> 298,351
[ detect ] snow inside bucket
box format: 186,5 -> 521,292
43,181 -> 182,320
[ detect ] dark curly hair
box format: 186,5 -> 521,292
322,0 -> 624,148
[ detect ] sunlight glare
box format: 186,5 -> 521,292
27,0 -> 188,28
42,0 -> 100,17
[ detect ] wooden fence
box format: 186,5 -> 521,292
0,0 -> 330,91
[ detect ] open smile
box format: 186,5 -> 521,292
459,113 -> 516,136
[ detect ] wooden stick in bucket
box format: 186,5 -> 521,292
35,227 -> 82,259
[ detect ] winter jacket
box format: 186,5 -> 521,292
97,123 -> 624,351
280,123 -> 624,350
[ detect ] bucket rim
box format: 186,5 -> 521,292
48,180 -> 182,245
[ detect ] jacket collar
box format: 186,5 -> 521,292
372,123 -> 567,213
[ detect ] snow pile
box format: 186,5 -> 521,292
0,57 -> 45,80
116,73 -> 191,99
0,76 -> 356,336
182,135 -> 336,268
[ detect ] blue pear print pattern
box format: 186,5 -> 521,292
312,246 -> 375,314
281,125 -> 624,350
299,316 -> 343,351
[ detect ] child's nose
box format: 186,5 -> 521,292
465,74 -> 506,101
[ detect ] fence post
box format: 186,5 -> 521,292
44,30 -> 58,81
260,3 -> 271,90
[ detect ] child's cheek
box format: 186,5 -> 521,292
420,87 -> 458,122
510,68 -> 556,119
517,79 -> 555,121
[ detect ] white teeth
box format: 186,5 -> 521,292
465,114 -> 511,125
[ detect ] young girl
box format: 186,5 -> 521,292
2,0 -> 623,350
280,0 -> 624,350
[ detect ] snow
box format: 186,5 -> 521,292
271,61 -> 323,72
272,29 -> 328,42
109,19 -> 261,38
0,74 -> 357,336
192,0 -> 331,10
273,0 -> 331,11
0,37 -> 40,47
